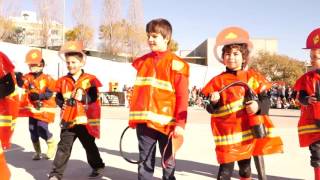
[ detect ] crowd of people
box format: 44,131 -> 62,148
188,84 -> 300,109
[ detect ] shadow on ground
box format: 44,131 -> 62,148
5,144 -> 142,180
99,147 -> 302,180
4,143 -> 302,180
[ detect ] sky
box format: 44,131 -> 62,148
18,0 -> 320,61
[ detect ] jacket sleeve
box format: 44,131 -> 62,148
255,90 -> 271,115
174,74 -> 188,128
298,90 -> 309,105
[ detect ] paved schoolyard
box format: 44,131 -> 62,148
5,107 -> 311,180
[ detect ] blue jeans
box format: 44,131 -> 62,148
29,117 -> 52,142
136,124 -> 175,180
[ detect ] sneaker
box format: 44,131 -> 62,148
88,167 -> 104,179
48,176 -> 60,180
45,139 -> 56,160
32,153 -> 42,160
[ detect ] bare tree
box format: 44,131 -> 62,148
0,0 -> 20,41
71,0 -> 93,47
127,0 -> 147,57
33,0 -> 62,48
100,0 -> 123,55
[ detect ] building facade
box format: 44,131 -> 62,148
10,11 -> 63,47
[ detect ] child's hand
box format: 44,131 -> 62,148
308,96 -> 317,104
210,92 -> 220,104
74,89 -> 84,101
245,100 -> 259,115
173,126 -> 184,138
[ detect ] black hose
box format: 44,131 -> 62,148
119,126 -> 156,164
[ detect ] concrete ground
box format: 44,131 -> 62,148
5,107 -> 311,180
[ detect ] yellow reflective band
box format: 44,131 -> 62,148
11,119 -> 16,130
211,98 -> 245,117
74,116 -> 88,124
29,107 -> 57,113
298,124 -> 320,135
0,119 -> 12,126
134,77 -> 174,92
129,111 -> 173,125
0,116 -> 12,120
88,119 -> 100,125
214,128 -> 276,146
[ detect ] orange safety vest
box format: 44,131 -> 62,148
129,51 -> 189,135
56,73 -> 102,138
202,69 -> 283,164
294,70 -> 320,147
21,73 -> 56,123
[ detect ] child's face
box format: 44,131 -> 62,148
65,56 -> 84,75
223,47 -> 243,70
147,32 -> 169,52
310,49 -> 320,68
29,64 -> 44,73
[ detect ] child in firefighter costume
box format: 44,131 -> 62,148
48,41 -> 105,180
0,51 -> 19,180
23,49 -> 57,160
129,18 -> 189,180
294,28 -> 320,180
201,27 -> 283,180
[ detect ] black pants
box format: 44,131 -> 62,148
136,124 -> 175,180
29,117 -> 52,143
310,140 -> 320,167
217,158 -> 251,180
49,125 -> 105,179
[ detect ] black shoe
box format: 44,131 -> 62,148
88,167 -> 104,179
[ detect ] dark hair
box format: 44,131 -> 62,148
64,52 -> 83,60
40,59 -> 45,66
146,18 -> 172,42
221,43 -> 250,66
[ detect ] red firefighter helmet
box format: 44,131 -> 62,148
59,41 -> 86,61
25,49 -> 42,65
213,26 -> 253,63
304,28 -> 320,49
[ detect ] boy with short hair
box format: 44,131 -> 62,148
129,18 -> 189,180
294,28 -> 320,180
23,49 -> 56,160
48,41 -> 105,180
201,27 -> 283,179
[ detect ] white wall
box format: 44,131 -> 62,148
0,42 -> 212,91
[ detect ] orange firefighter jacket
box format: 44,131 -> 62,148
22,73 -> 56,123
0,52 -> 19,180
0,145 -> 10,180
129,51 -> 189,135
202,69 -> 283,164
0,52 -> 19,150
294,70 -> 320,147
56,72 -> 102,138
